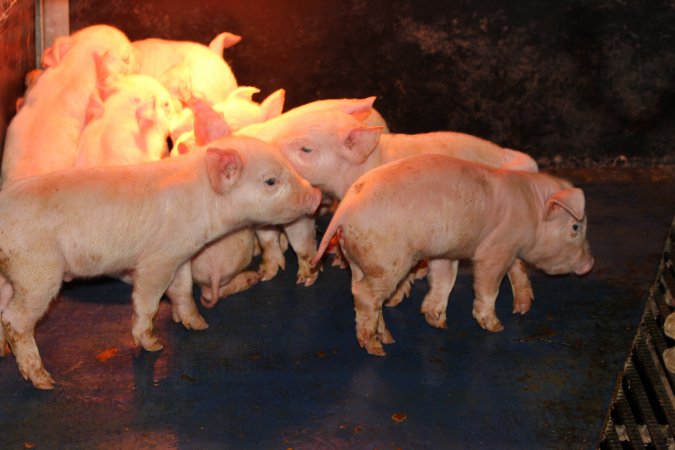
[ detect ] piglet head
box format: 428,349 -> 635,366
531,187 -> 594,276
262,109 -> 382,199
205,137 -> 321,226
194,100 -> 232,145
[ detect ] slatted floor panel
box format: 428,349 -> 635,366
599,215 -> 675,449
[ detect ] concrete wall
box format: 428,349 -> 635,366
14,0 -> 672,167
0,0 -> 35,153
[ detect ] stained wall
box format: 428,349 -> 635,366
0,0 -> 35,153
14,0 -> 675,166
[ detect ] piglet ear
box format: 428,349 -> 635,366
41,35 -> 73,68
545,188 -> 586,222
93,51 -> 123,101
162,63 -> 192,104
338,97 -> 376,121
261,88 -> 286,120
193,100 -> 231,145
341,125 -> 383,163
205,148 -> 242,194
136,97 -> 157,129
85,92 -> 105,124
228,86 -> 260,102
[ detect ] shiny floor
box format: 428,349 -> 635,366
0,167 -> 673,449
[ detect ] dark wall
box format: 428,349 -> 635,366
0,0 -> 35,152
70,0 -> 675,166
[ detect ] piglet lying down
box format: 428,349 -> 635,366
313,154 -> 594,356
0,136 -> 321,389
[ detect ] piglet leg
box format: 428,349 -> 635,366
284,215 -> 319,286
1,281 -> 61,389
165,262 -> 208,330
420,259 -> 458,329
256,227 -> 286,281
471,258 -> 509,332
351,269 -> 397,356
132,264 -> 187,352
508,259 -> 534,314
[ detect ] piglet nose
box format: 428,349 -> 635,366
575,256 -> 594,275
306,187 -> 322,215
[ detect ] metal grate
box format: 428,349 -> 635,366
599,215 -> 675,449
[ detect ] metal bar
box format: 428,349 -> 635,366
635,337 -> 675,431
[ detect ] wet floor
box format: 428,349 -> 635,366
0,167 -> 673,449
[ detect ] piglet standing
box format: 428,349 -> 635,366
240,99 -> 540,309
313,154 -> 593,356
0,136 -> 321,389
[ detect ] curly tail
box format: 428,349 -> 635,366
312,220 -> 343,267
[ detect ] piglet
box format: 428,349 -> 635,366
171,87 -> 285,150
132,32 -> 240,105
172,101 -> 292,306
1,24 -> 136,187
75,72 -> 182,167
242,98 -> 541,308
0,136 -> 321,389
313,154 -> 593,356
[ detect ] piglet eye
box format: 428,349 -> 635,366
301,146 -> 313,153
572,223 -> 580,232
265,177 -> 277,186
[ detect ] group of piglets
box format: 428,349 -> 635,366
0,24 -> 593,389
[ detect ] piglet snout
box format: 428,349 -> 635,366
306,187 -> 323,215
575,255 -> 594,275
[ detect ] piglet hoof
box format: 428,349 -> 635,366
423,311 -> 448,330
296,270 -> 318,287
200,295 -> 218,309
364,338 -> 386,356
182,314 -> 209,331
28,369 -> 55,390
512,292 -> 534,315
357,332 -> 387,356
386,283 -> 412,307
378,329 -> 396,345
296,258 -> 319,286
472,308 -> 504,333
18,360 -> 55,390
31,370 -> 56,390
135,333 -> 164,352
385,294 -> 404,308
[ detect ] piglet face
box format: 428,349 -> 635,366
269,110 -> 381,198
207,137 -> 322,226
531,188 -> 594,276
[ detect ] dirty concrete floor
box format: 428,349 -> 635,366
0,167 -> 673,449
